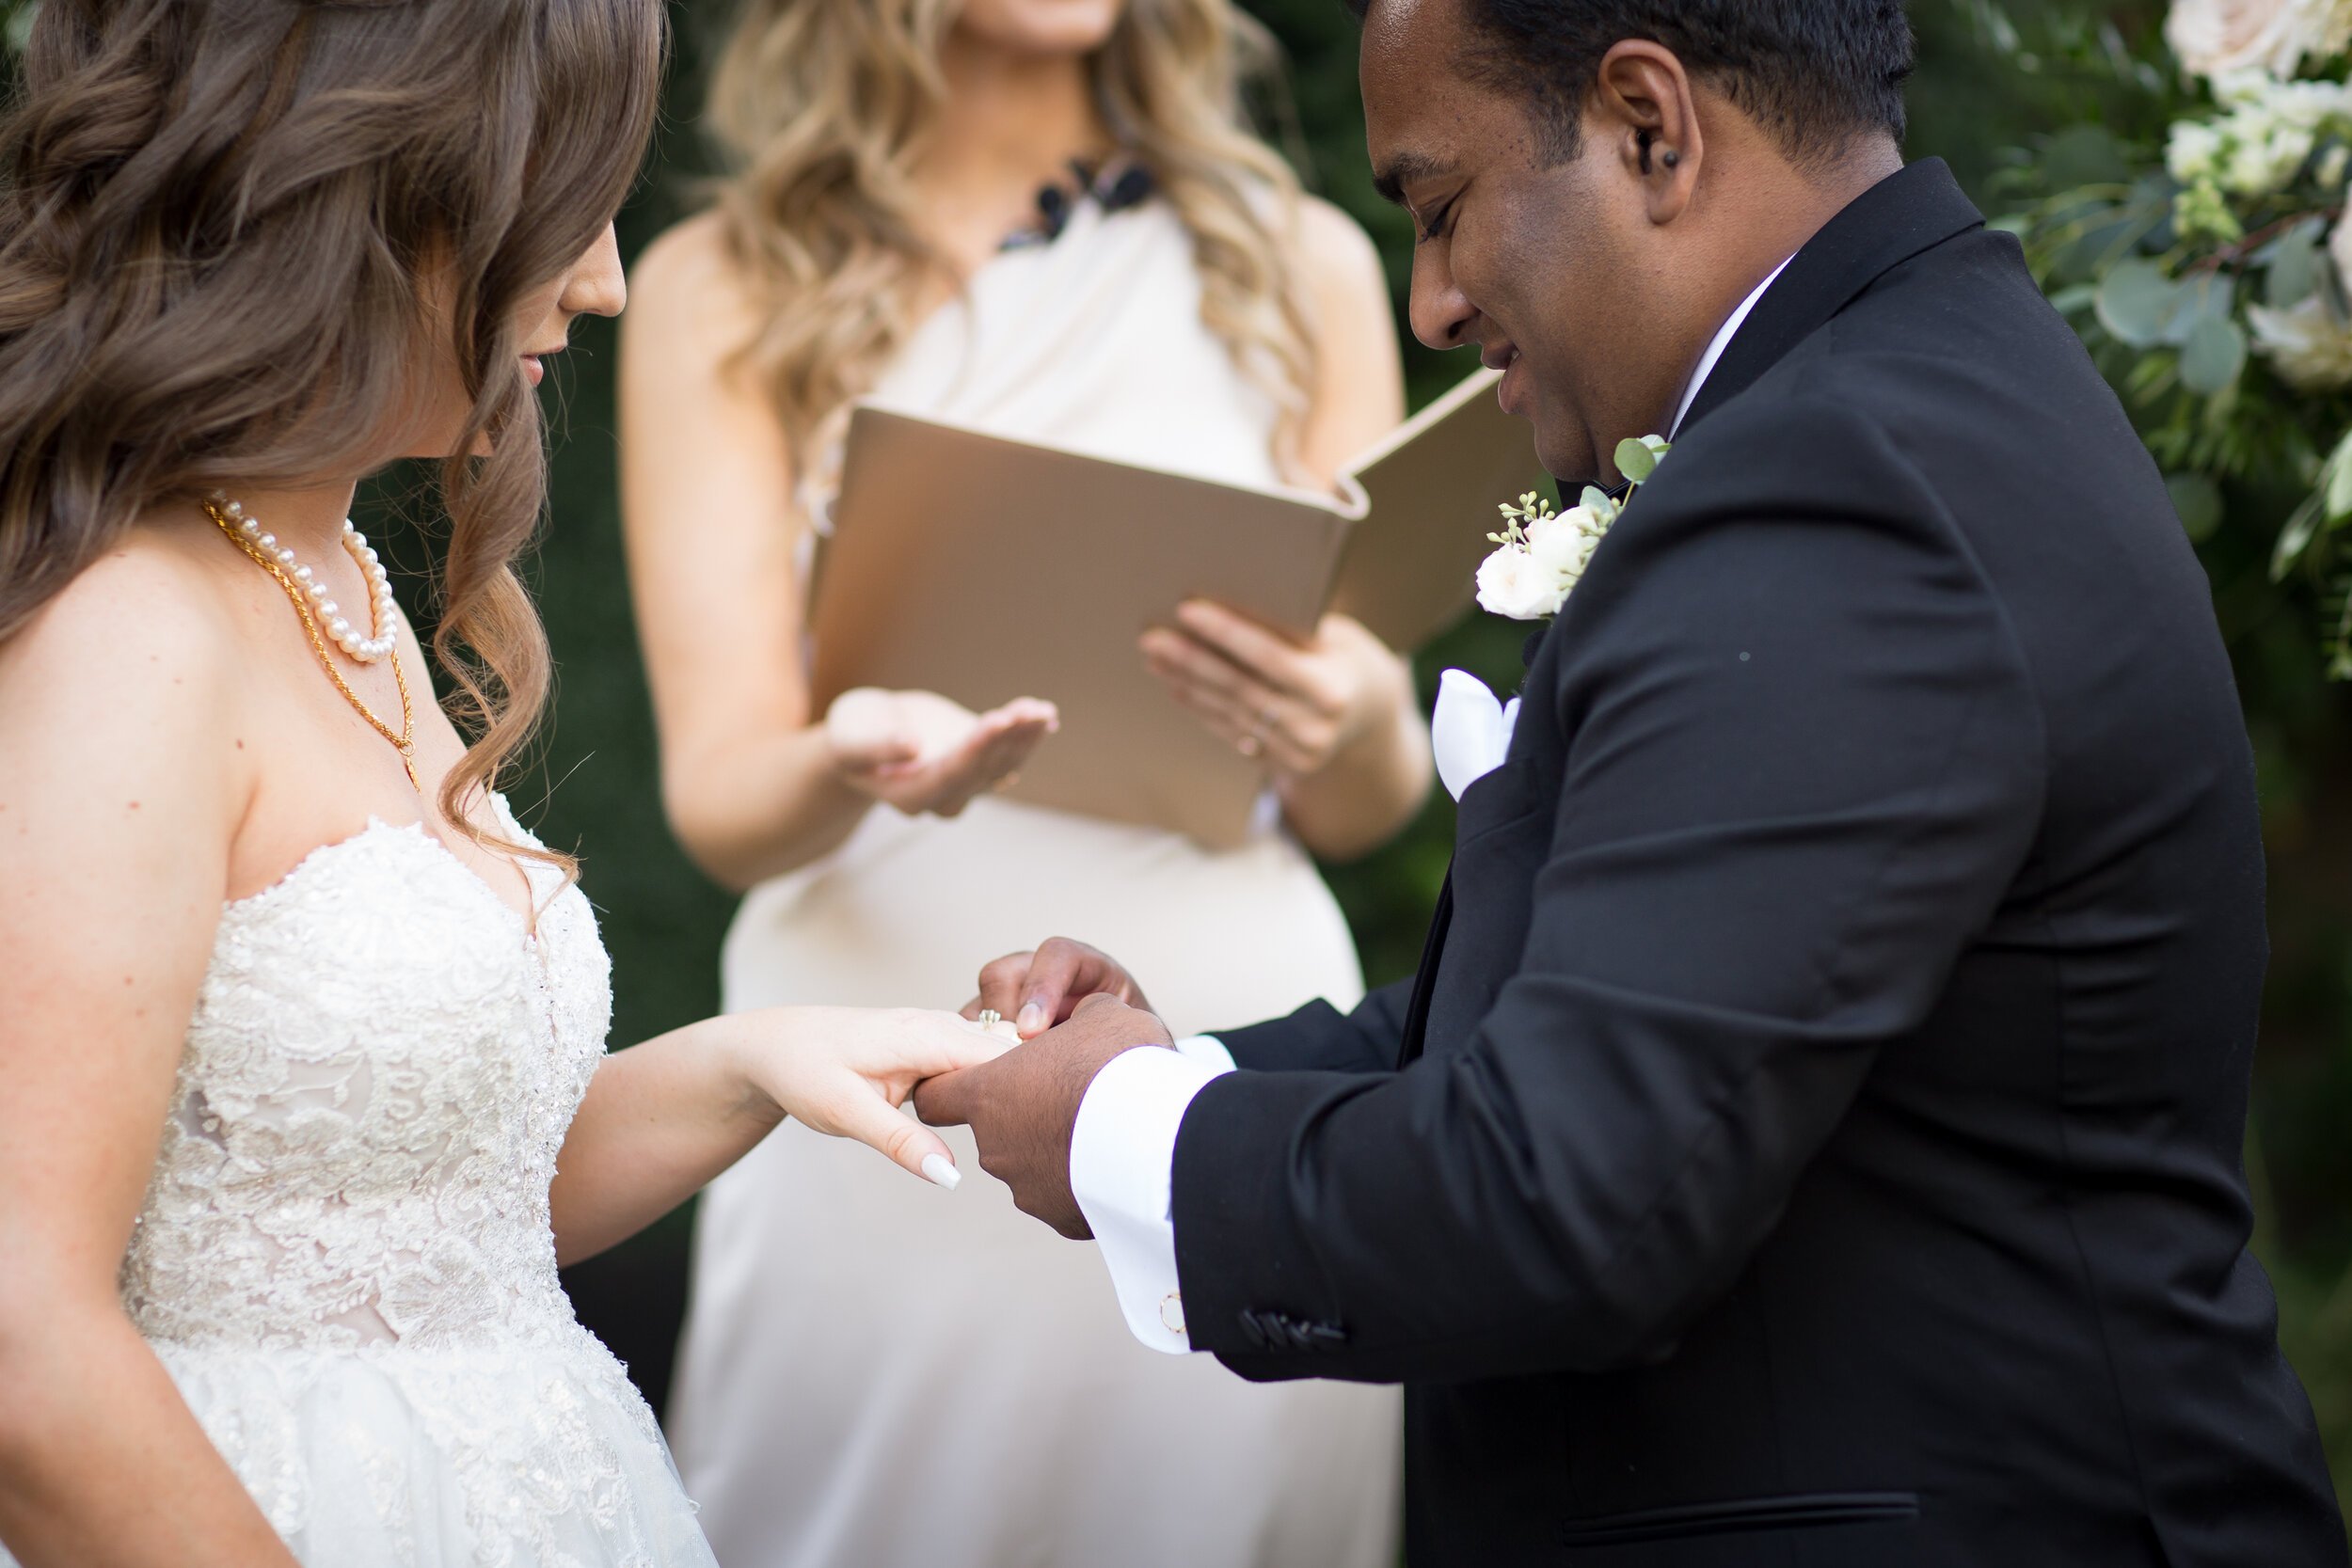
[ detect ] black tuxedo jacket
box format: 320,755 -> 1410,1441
1169,162 -> 2347,1565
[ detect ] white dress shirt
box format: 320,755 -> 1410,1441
1067,256 -> 1798,1352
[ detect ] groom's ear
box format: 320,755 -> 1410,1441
1589,40 -> 1704,228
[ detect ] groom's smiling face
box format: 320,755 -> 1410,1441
1359,0 -> 1691,482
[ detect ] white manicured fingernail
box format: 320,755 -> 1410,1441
921,1154 -> 961,1191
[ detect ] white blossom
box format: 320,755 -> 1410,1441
2182,73 -> 2352,196
2328,204 -> 2352,297
2249,294 -> 2352,388
1476,464 -> 1661,623
1523,506 -> 1604,581
2168,119 -> 2228,181
2166,0 -> 2352,81
1474,543 -> 1571,621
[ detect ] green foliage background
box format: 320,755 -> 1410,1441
5,0 -> 2346,1519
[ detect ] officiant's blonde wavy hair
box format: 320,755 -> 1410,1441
707,0 -> 1320,481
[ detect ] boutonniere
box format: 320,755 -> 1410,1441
1475,435 -> 1670,621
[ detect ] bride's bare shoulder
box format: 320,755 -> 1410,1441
0,520 -> 247,785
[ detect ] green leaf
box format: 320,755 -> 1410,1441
2164,472 -> 2223,541
2267,220 -> 2327,309
2042,124 -> 2134,190
2275,492 -> 2326,579
1579,485 -> 1611,513
2049,282 -> 2098,315
2058,213 -> 2137,286
2096,258 -> 2179,348
1614,437 -> 1659,483
2165,272 -> 2233,347
2325,429 -> 2352,519
2178,313 -> 2246,396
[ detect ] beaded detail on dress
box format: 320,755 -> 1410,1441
20,800 -> 721,1568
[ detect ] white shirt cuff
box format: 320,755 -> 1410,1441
1070,1036 -> 1233,1354
1174,1033 -> 1236,1073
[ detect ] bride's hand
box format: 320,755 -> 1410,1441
824,688 -> 1059,818
729,1006 -> 1018,1186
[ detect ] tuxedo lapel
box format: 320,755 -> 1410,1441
1396,873 -> 1452,1066
1401,164 -> 1981,1074
1677,159 -> 1983,435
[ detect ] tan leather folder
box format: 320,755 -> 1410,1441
807,367 -> 1548,847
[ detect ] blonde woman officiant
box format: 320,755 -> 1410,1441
618,0 -> 1423,1562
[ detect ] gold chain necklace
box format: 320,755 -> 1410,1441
203,497 -> 421,791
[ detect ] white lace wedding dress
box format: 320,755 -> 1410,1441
0,803 -> 718,1567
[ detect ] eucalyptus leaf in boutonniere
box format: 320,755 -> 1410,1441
1474,435 -> 1670,621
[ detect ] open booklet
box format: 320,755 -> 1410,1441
807,366 -> 1549,848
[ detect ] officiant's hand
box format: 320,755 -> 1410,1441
964,937 -> 1152,1038
1141,603 -> 1411,778
825,687 -> 1059,818
914,994 -> 1174,1238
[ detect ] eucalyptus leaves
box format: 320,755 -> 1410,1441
2005,0 -> 2352,673
1475,436 -> 1668,621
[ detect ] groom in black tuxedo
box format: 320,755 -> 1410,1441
915,1 -> 2350,1561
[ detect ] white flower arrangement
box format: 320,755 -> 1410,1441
1474,436 -> 1668,621
2150,11 -> 2352,395
2010,0 -> 2352,671
2249,293 -> 2352,385
2166,72 -> 2352,201
2166,0 -> 2352,83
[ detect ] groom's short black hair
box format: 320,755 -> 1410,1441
1358,0 -> 1915,168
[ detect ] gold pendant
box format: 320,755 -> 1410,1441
401,747 -> 421,792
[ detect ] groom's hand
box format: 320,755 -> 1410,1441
914,993 -> 1174,1238
963,937 -> 1152,1038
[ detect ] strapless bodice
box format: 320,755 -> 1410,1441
7,801 -> 723,1567
120,805 -> 608,1354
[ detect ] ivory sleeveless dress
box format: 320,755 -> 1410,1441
0,801 -> 718,1568
667,196 -> 1405,1568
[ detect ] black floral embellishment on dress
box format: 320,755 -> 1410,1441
1003,157 -> 1157,251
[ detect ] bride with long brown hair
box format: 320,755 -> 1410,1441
624,0 -> 1418,1560
0,4 -> 1007,1564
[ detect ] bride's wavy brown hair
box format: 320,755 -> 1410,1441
708,0 -> 1321,485
0,0 -> 663,868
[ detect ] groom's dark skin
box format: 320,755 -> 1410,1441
913,0 -> 1904,1237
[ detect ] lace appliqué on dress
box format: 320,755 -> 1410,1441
11,802 -> 719,1568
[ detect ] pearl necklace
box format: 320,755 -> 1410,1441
203,494 -> 419,790
209,492 -> 399,662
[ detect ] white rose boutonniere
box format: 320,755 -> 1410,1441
1475,435 -> 1669,621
